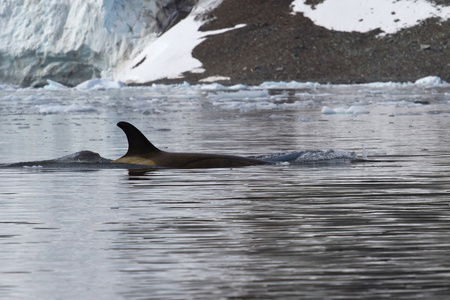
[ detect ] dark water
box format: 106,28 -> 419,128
0,83 -> 449,299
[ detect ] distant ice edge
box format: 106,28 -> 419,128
32,75 -> 449,92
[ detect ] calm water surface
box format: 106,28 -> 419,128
0,83 -> 449,299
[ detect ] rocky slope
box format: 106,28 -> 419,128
171,0 -> 449,85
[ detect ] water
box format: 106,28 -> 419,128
0,82 -> 449,299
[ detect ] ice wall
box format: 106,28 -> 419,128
0,0 -> 197,87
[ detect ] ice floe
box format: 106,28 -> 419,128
321,106 -> 370,115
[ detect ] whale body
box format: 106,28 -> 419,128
112,122 -> 269,168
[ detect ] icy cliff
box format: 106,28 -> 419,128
0,0 -> 197,87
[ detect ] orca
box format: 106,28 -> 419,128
112,122 -> 269,168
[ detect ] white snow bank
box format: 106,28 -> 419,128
291,0 -> 450,36
115,0 -> 246,84
321,105 -> 370,115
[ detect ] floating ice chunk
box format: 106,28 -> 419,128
3,95 -> 21,102
321,106 -> 370,115
335,107 -> 349,114
43,79 -> 69,90
362,144 -> 368,159
228,84 -> 250,90
260,81 -> 321,89
297,115 -> 316,122
414,76 -> 443,86
23,95 -> 40,102
199,76 -> 231,83
346,106 -> 370,115
200,83 -> 226,90
208,90 -> 270,100
321,106 -> 337,114
75,79 -> 125,90
38,104 -> 98,114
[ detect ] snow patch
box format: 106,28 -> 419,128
115,0 -> 246,84
291,0 -> 450,36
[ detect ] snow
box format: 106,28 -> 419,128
115,0 -> 245,84
291,0 -> 450,36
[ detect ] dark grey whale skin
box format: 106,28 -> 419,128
0,150 -> 161,170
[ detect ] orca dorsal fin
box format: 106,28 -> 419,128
117,122 -> 161,156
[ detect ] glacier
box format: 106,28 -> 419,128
0,0 -> 197,87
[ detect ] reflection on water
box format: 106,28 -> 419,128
0,84 -> 449,299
